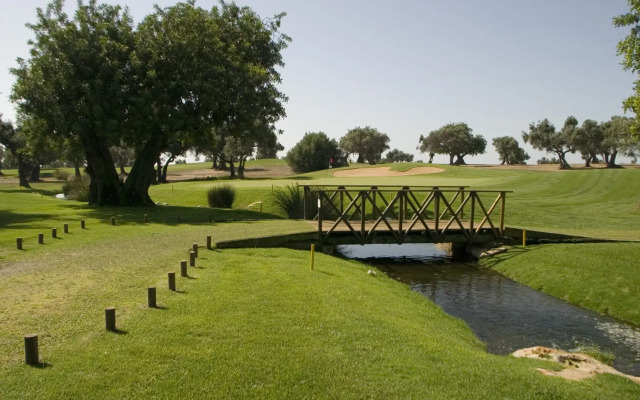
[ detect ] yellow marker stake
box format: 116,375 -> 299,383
522,229 -> 527,247
310,244 -> 315,270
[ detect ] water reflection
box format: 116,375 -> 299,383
336,244 -> 640,375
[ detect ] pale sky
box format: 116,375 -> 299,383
0,0 -> 636,164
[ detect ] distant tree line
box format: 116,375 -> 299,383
523,116 -> 638,169
5,0 -> 289,205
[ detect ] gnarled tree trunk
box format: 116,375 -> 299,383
82,135 -> 123,206
122,138 -> 166,206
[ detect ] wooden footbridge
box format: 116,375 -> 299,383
303,185 -> 511,245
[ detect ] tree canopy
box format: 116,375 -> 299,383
601,115 -> 638,167
11,0 -> 289,206
339,126 -> 390,165
492,136 -> 529,165
572,119 -> 604,167
285,132 -> 345,173
418,123 -> 486,165
383,148 -> 414,163
522,117 -> 576,169
614,4 -> 640,138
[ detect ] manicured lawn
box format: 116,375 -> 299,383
481,242 -> 640,326
2,247 -> 639,398
2,162 -> 640,398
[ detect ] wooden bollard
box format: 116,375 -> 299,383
168,272 -> 176,291
52,228 -> 57,238
24,334 -> 39,366
81,220 -> 86,229
105,307 -> 116,331
192,243 -> 199,258
206,236 -> 212,250
64,223 -> 69,234
189,251 -> 196,267
144,214 -> 148,223
177,214 -> 181,223
16,238 -> 23,250
148,287 -> 157,308
38,233 -> 44,245
180,260 -> 188,277
111,216 -> 116,226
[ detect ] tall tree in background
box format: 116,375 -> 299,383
339,126 -> 390,165
383,148 -> 414,163
601,115 -> 637,167
0,116 -> 31,188
286,132 -> 345,173
522,117 -> 576,169
418,123 -> 486,165
572,119 -> 604,167
492,136 -> 529,165
614,4 -> 640,138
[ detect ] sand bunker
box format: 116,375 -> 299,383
333,166 -> 444,178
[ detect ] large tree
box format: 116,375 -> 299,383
492,136 -> 530,165
418,123 -> 486,165
12,0 -> 288,205
286,132 -> 345,173
601,115 -> 638,167
11,0 -> 135,205
572,119 -> 604,167
522,117 -> 576,169
339,126 -> 390,165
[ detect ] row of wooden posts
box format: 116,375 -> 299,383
14,214 -> 217,250
22,231 -> 214,366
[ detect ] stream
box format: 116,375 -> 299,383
336,243 -> 640,376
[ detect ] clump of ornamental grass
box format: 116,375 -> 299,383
207,184 -> 236,208
62,176 -> 90,202
273,184 -> 304,219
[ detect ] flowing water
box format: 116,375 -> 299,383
336,243 -> 640,375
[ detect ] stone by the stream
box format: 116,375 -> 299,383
512,346 -> 640,384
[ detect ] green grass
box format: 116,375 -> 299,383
2,247 -> 639,398
481,243 -> 640,325
2,163 -> 640,397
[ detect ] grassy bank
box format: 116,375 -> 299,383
481,242 -> 640,326
2,247 -> 639,398
2,163 -> 640,397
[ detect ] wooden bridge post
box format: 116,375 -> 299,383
360,191 -> 366,244
460,186 -> 465,219
469,191 -> 476,237
398,189 -> 404,233
303,186 -> 310,220
434,190 -> 440,241
500,191 -> 506,236
317,193 -> 323,243
371,186 -> 377,220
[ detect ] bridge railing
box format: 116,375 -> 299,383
303,185 -> 511,244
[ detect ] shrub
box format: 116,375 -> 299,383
273,184 -> 304,218
207,184 -> 236,208
285,132 -> 347,173
53,169 -> 71,181
62,176 -> 90,202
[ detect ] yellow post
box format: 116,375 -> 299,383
310,244 -> 315,270
522,229 -> 527,247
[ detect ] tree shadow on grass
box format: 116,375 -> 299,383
29,362 -> 54,369
0,210 -> 56,230
61,203 -> 284,227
